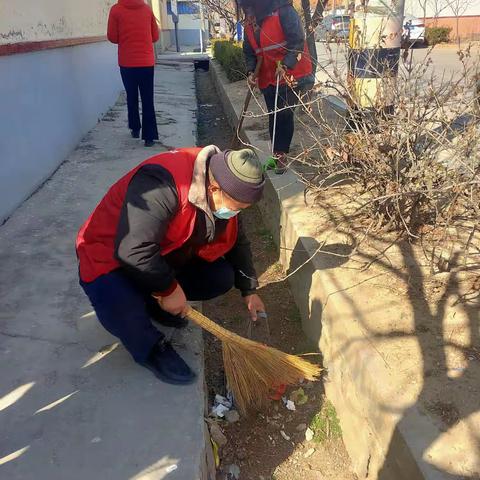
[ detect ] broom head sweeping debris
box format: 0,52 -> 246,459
186,307 -> 321,415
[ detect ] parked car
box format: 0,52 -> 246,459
402,15 -> 426,47
316,14 -> 351,43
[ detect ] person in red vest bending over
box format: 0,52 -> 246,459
108,0 -> 159,147
241,0 -> 314,174
76,146 -> 266,385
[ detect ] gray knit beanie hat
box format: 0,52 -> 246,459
210,149 -> 265,204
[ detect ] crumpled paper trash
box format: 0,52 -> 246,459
211,394 -> 233,418
282,396 -> 296,411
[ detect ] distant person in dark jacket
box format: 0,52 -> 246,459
77,146 -> 266,385
241,0 -> 314,173
108,0 -> 159,147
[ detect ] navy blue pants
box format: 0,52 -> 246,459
80,258 -> 234,363
120,66 -> 159,142
263,84 -> 299,154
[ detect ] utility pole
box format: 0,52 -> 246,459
235,1 -> 242,41
199,0 -> 205,52
348,0 -> 406,121
171,0 -> 180,52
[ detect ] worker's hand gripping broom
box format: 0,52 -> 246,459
186,307 -> 321,415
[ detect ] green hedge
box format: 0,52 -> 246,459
425,26 -> 451,45
212,40 -> 247,82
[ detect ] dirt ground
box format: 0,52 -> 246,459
196,66 -> 357,480
203,206 -> 357,480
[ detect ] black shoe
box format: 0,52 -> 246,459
142,340 -> 196,385
144,140 -> 155,147
131,130 -> 140,138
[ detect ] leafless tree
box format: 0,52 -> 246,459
447,0 -> 474,48
201,0 -> 237,39
408,0 -> 449,24
416,0 -> 429,22
300,0 -> 330,70
240,44 -> 479,271
428,0 -> 450,24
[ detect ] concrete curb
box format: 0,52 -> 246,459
209,60 -> 474,480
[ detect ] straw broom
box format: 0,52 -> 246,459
186,307 -> 321,415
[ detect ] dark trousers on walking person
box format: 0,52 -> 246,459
120,66 -> 159,143
80,258 -> 234,363
263,83 -> 300,154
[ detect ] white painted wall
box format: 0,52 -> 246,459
167,13 -> 201,29
0,1 -> 123,222
150,0 -> 169,29
0,0 -> 116,44
404,0 -> 480,18
149,0 -> 169,51
0,43 -> 122,223
164,1 -> 207,48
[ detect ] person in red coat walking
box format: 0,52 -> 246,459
108,0 -> 160,146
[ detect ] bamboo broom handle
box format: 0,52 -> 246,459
186,306 -> 260,344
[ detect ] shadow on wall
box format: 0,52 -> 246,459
275,193 -> 479,477
287,236 -> 353,344
376,244 -> 480,479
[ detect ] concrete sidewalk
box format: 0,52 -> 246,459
0,64 -> 209,479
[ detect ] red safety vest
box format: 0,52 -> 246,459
245,10 -> 313,90
76,148 -> 238,283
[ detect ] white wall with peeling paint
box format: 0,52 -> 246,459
404,0 -> 480,18
0,0 -> 123,223
148,0 -> 169,52
0,0 -> 116,44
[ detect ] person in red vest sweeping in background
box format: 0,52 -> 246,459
241,0 -> 314,173
108,0 -> 159,147
76,146 -> 266,385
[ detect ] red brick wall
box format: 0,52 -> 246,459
426,16 -> 480,41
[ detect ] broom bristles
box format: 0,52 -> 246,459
187,307 -> 322,414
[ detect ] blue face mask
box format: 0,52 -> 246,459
213,191 -> 240,220
213,207 -> 239,220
